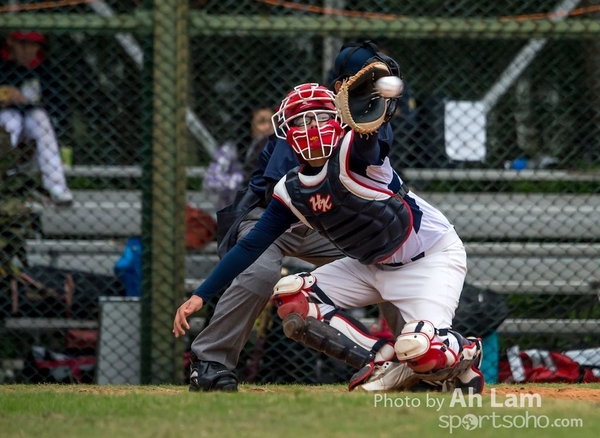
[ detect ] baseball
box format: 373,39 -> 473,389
375,76 -> 403,98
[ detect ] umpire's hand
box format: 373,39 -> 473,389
173,295 -> 204,338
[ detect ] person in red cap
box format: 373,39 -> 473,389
0,31 -> 73,205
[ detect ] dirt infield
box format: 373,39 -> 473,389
4,383 -> 600,401
244,383 -> 600,401
487,385 -> 600,402
243,384 -> 600,401
103,383 -> 596,401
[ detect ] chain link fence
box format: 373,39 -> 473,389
1,0 -> 599,386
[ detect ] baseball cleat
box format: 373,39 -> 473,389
409,379 -> 451,393
48,186 -> 74,206
351,361 -> 420,392
189,358 -> 238,392
453,337 -> 484,394
348,361 -> 376,391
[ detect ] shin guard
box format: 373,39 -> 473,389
282,314 -> 386,369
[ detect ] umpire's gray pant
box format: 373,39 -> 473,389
191,206 -> 404,370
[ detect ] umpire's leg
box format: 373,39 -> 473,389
191,208 -> 284,370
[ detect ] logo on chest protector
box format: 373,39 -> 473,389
308,193 -> 333,213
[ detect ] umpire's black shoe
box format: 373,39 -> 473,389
189,359 -> 238,392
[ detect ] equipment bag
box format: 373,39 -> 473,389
9,266 -> 123,319
185,204 -> 217,250
499,345 -> 600,384
114,237 -> 142,297
19,345 -> 96,384
452,282 -> 510,338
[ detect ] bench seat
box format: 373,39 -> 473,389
34,191 -> 600,240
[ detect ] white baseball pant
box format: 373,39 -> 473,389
311,229 -> 467,352
0,107 -> 68,194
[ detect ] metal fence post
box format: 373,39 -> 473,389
140,0 -> 189,384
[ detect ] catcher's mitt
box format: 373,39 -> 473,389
334,61 -> 398,135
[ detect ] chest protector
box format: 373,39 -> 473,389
284,149 -> 411,264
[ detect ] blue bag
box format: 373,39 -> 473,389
114,237 -> 142,297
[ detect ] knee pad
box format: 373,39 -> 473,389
271,273 -> 320,320
394,320 -> 458,373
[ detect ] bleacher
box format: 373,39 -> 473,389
4,166 -> 600,338
3,166 -> 600,382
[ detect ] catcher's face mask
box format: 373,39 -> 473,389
272,83 -> 344,162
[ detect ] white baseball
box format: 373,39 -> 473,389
375,76 -> 403,98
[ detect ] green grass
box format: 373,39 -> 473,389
0,384 -> 598,438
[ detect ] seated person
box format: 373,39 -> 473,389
0,31 -> 72,205
242,105 -> 275,182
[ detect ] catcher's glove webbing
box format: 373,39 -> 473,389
334,61 -> 393,135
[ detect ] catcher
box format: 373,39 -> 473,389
174,64 -> 483,394
175,41 -> 403,393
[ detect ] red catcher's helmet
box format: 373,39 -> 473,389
272,83 -> 344,162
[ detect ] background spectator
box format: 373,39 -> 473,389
0,31 -> 72,205
203,104 -> 275,211
202,140 -> 244,211
505,75 -> 561,170
242,105 -> 275,182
